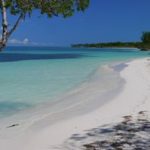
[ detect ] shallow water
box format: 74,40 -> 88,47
0,47 -> 149,118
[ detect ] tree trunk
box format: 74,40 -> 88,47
0,0 -> 8,51
0,1 -> 24,51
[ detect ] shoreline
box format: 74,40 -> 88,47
0,60 -> 124,125
71,46 -> 141,51
0,57 -> 150,150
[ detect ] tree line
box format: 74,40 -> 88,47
72,32 -> 150,51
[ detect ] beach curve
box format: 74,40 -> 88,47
0,57 -> 150,150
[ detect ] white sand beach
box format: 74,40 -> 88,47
0,57 -> 150,150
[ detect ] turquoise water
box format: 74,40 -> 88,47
0,47 -> 149,117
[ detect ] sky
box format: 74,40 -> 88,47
6,0 -> 150,46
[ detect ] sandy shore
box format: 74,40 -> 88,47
0,57 -> 150,150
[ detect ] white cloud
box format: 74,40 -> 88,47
8,38 -> 30,45
8,38 -> 54,46
23,38 -> 29,44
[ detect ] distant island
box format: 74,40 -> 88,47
72,32 -> 150,51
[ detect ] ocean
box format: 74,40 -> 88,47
0,46 -> 149,118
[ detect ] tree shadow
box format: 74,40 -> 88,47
64,112 -> 150,150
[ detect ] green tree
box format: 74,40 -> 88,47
141,32 -> 150,43
0,0 -> 89,51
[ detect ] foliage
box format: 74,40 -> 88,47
141,32 -> 150,43
1,0 -> 89,17
72,32 -> 150,51
0,0 -> 90,50
72,42 -> 141,48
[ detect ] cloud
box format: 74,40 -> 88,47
8,38 -> 54,46
8,38 -> 30,45
22,38 -> 29,44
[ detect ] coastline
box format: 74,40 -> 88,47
0,60 -> 124,125
72,46 -> 150,51
0,57 -> 150,150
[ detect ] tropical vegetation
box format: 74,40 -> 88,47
72,32 -> 150,51
0,0 -> 90,51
